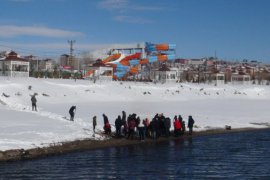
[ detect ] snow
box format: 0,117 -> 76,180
0,77 -> 270,151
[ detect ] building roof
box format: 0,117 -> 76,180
92,59 -> 106,67
61,54 -> 70,58
158,64 -> 170,71
0,51 -> 28,61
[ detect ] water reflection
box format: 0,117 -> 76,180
0,129 -> 269,179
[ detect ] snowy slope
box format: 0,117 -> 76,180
0,77 -> 270,151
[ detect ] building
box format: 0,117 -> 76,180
60,54 -> 80,70
205,59 -> 214,66
174,58 -> 189,65
188,59 -> 205,66
231,74 -> 251,85
109,43 -> 146,59
151,64 -> 177,83
39,59 -> 54,72
0,51 -> 29,77
211,73 -> 225,85
60,54 -> 69,67
84,61 -> 113,81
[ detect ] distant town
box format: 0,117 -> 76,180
1,42 -> 270,85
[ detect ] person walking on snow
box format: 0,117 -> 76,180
69,106 -> 76,121
30,94 -> 37,111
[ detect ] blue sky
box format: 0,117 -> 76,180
0,0 -> 270,62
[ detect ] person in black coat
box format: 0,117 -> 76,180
122,111 -> 126,122
69,106 -> 76,121
115,115 -> 122,137
93,116 -> 97,133
188,115 -> 195,135
30,94 -> 37,111
158,113 -> 166,137
164,117 -> 171,137
103,113 -> 109,125
181,121 -> 186,135
151,117 -> 159,140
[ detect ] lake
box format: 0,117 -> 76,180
0,129 -> 269,179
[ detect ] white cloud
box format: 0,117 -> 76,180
98,0 -> 128,10
0,25 -> 84,38
98,0 -> 161,24
98,0 -> 162,11
133,5 -> 162,11
8,0 -> 32,2
113,16 -> 154,24
0,42 -> 142,58
29,42 -> 141,51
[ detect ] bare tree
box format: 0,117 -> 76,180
81,52 -> 96,67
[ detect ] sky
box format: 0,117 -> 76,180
0,0 -> 270,62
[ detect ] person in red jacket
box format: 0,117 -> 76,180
174,116 -> 182,137
128,119 -> 136,139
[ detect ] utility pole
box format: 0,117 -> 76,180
67,40 -> 76,67
214,50 -> 218,70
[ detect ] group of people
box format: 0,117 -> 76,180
30,98 -> 195,139
95,111 -> 195,140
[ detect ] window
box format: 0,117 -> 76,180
218,76 -> 224,80
171,74 -> 176,79
12,64 -> 28,72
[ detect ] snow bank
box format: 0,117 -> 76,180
0,77 -> 269,151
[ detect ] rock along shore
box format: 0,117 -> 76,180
0,127 -> 268,162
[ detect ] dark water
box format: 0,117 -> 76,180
0,130 -> 270,179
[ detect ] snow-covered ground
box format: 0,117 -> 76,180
0,77 -> 269,151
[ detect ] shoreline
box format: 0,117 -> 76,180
0,127 -> 269,162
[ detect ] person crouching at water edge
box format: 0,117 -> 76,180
69,106 -> 76,121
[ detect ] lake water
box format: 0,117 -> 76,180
0,129 -> 269,179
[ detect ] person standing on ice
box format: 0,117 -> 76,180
188,115 -> 195,135
122,111 -> 126,122
173,116 -> 181,137
138,117 -> 145,141
102,113 -> 111,135
93,116 -> 97,133
164,117 -> 171,137
115,115 -> 122,137
69,106 -> 76,121
103,113 -> 109,125
30,94 -> 37,111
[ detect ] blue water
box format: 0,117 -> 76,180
0,130 -> 269,179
